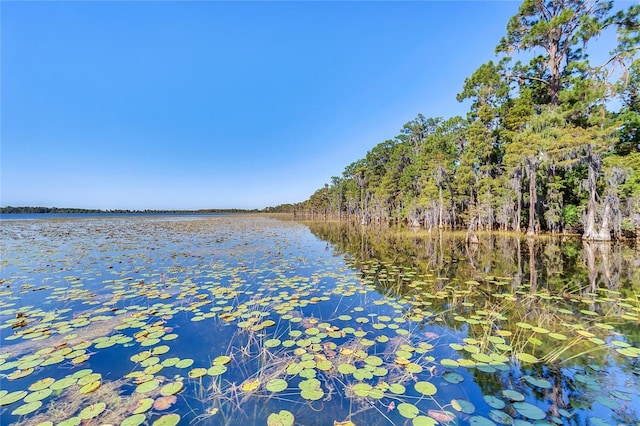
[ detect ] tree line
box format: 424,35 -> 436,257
268,0 -> 640,241
0,206 -> 259,214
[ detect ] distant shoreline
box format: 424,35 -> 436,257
0,206 -> 260,214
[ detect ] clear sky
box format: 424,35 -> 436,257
1,1 -> 526,210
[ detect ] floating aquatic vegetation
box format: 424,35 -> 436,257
1,216 -> 639,425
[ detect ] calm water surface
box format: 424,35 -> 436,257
0,215 -> 639,425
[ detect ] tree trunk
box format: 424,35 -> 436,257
514,170 -> 522,233
527,161 -> 538,236
466,216 -> 479,245
527,237 -> 537,293
582,151 -> 611,241
438,185 -> 444,229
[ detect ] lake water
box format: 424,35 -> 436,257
0,215 -> 639,425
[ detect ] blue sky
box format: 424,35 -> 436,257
2,1 -> 527,210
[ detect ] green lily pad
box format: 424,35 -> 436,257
488,409 -> 512,424
405,363 -> 423,373
267,410 -> 294,426
121,413 -> 146,426
513,402 -> 546,420
162,357 -> 180,367
132,398 -> 154,414
0,390 -> 28,406
24,388 -> 53,402
548,332 -> 567,341
451,398 -> 475,414
469,416 -> 497,426
414,381 -> 437,396
78,402 -> 106,420
502,389 -> 525,401
398,402 -> 420,419
11,400 -> 42,416
175,358 -> 194,368
442,371 -> 464,384
151,345 -> 170,355
352,383 -> 372,397
29,378 -> 55,391
189,368 -> 207,378
301,388 -> 324,400
412,415 -> 438,426
135,379 -> 160,394
516,352 -> 539,363
317,359 -> 332,371
207,364 -> 227,376
50,377 -> 77,391
483,395 -> 505,409
523,375 -> 552,389
364,355 -> 383,366
160,381 -> 183,396
440,359 -> 459,368
266,379 -> 288,392
212,355 -> 231,365
389,383 -> 406,394
265,338 -> 281,348
338,363 -> 356,374
57,418 -> 81,426
152,413 -> 180,426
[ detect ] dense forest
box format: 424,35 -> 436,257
266,0 -> 640,241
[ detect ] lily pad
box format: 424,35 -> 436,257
207,364 -> 227,376
78,402 -> 106,420
0,390 -> 28,406
50,377 -> 77,391
516,352 -> 539,364
160,381 -> 183,396
240,378 -> 261,392
121,414 -> 146,426
79,381 -> 101,394
442,371 -> 464,384
513,402 -> 546,420
469,416 -> 497,426
174,358 -> 194,368
488,409 -> 512,424
11,400 -> 42,416
189,368 -> 207,378
135,379 -> 160,394
24,389 -> 53,402
266,378 -> 288,392
414,381 -> 437,396
451,398 -> 475,414
483,395 -> 506,409
502,389 -> 525,401
338,363 -> 356,375
523,375 -> 552,389
154,395 -> 177,410
427,410 -> 456,423
267,410 -> 294,426
131,398 -> 154,414
152,413 -> 180,426
398,402 -> 420,419
29,378 -> 55,391
301,388 -> 324,400
389,383 -> 406,394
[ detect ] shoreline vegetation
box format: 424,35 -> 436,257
266,1 -> 640,243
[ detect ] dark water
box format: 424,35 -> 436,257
0,216 -> 638,425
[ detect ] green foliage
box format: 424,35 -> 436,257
562,204 -> 579,229
272,0 -> 640,240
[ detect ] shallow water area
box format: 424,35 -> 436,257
1,215 -> 639,425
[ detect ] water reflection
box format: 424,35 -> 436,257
305,220 -> 640,424
304,220 -> 639,298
